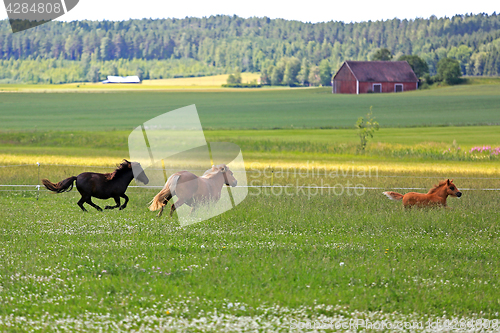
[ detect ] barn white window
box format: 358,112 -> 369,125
395,84 -> 403,92
372,83 -> 382,93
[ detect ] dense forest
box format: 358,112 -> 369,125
0,13 -> 499,84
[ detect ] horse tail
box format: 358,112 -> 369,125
42,176 -> 77,193
383,191 -> 404,201
149,175 -> 179,211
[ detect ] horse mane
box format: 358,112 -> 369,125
202,164 -> 226,178
104,160 -> 130,181
427,180 -> 448,194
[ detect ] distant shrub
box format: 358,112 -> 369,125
419,82 -> 430,89
226,67 -> 242,84
437,58 -> 462,85
422,74 -> 433,85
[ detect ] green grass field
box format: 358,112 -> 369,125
3,126 -> 500,148
1,181 -> 499,330
1,125 -> 499,171
1,85 -> 500,130
1,86 -> 500,331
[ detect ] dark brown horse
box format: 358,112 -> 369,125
42,160 -> 149,212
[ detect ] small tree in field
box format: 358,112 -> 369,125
355,107 -> 379,152
227,67 -> 242,84
437,58 -> 462,85
319,60 -> 332,86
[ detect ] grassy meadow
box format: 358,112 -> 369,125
1,185 -> 499,330
1,126 -> 499,178
1,85 -> 500,131
1,85 -> 500,331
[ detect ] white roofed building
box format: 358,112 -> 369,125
102,76 -> 141,84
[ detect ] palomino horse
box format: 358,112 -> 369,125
149,164 -> 238,217
383,179 -> 462,208
42,160 -> 149,211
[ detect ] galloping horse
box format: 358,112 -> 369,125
42,160 -> 149,211
383,179 -> 462,208
149,164 -> 238,217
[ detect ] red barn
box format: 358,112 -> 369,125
332,61 -> 419,94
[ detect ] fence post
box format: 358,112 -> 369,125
161,159 -> 168,182
36,162 -> 40,200
271,168 -> 274,187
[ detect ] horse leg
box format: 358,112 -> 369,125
105,197 -> 120,210
77,197 -> 88,212
119,194 -> 129,210
170,199 -> 185,217
158,205 -> 164,217
157,194 -> 173,217
86,197 -> 103,212
163,194 -> 172,205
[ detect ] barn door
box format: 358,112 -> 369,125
395,84 -> 403,92
372,84 -> 381,93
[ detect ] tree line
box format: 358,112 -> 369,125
0,13 -> 499,84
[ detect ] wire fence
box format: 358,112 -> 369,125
1,163 -> 499,196
2,184 -> 499,192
